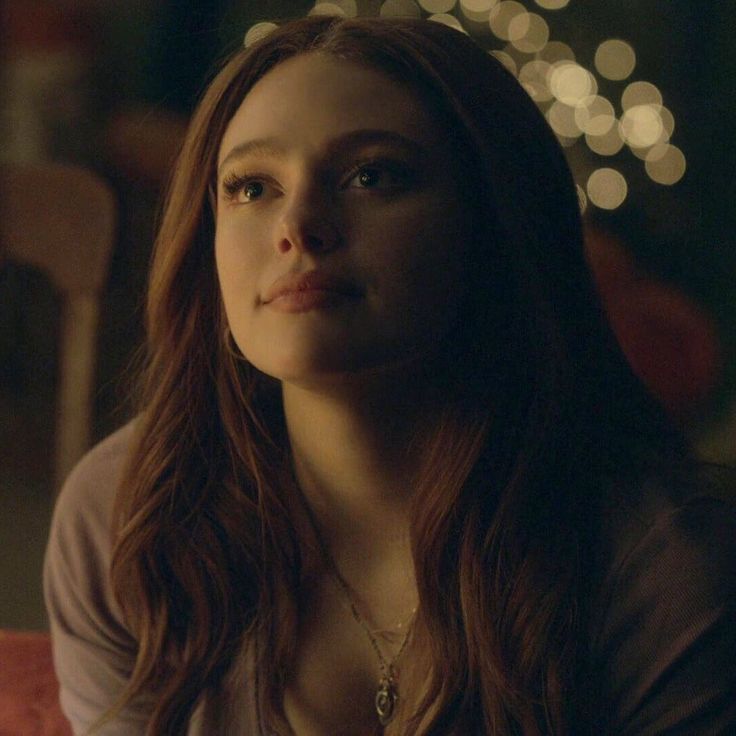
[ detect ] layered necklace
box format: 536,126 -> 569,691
297,480 -> 417,727
324,558 -> 417,726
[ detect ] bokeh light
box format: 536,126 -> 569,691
547,101 -> 583,139
489,2 -> 528,41
519,60 -> 553,102
380,0 -> 422,17
418,0 -> 457,12
490,49 -> 518,75
549,62 -> 597,106
658,106 -> 675,140
645,144 -> 686,185
459,0 -> 498,23
574,95 -> 615,136
620,104 -> 665,148
576,183 -> 588,213
537,41 -> 575,64
510,13 -> 549,53
621,81 -> 663,110
594,39 -> 636,81
534,0 -> 570,9
428,12 -> 467,31
243,22 -> 278,47
336,0 -> 359,15
310,2 -> 349,16
586,126 -> 624,156
587,168 -> 628,209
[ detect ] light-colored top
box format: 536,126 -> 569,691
43,424 -> 259,735
44,423 -> 736,734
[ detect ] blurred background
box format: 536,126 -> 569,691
1,0 -> 734,629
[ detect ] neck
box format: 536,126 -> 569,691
281,371 -> 435,577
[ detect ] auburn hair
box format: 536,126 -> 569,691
105,15 -> 687,735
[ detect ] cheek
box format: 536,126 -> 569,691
361,204 -> 470,312
214,224 -> 263,324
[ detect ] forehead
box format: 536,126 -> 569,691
217,52 -> 445,165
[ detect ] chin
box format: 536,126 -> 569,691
254,348 -> 435,390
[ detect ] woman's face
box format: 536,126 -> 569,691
215,52 -> 473,387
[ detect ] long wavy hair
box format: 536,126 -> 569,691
106,15 -> 688,735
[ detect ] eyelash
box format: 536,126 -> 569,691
221,158 -> 414,203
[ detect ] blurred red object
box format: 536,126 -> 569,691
584,223 -> 722,419
0,1 -> 96,56
0,630 -> 71,736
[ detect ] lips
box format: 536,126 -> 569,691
261,270 -> 361,313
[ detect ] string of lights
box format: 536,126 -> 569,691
245,0 -> 686,212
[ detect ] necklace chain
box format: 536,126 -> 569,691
327,562 -> 415,678
322,554 -> 415,727
304,504 -> 416,727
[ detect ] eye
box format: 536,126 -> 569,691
345,161 -> 413,192
239,180 -> 265,202
353,167 -> 383,188
221,173 -> 273,203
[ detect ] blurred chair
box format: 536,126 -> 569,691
0,162 -> 117,491
0,629 -> 72,735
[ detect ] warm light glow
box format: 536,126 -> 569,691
380,0 -> 422,16
621,81 -> 663,110
506,11 -> 530,42
428,12 -> 467,31
547,101 -> 583,138
574,95 -> 615,136
587,168 -> 628,209
556,134 -> 578,148
419,0 -> 457,12
642,142 -> 669,162
489,1 -> 528,41
537,40 -> 575,65
534,0 -> 570,9
645,144 -> 686,185
576,183 -> 588,213
310,2 -> 348,16
620,104 -> 664,148
459,0 -> 498,23
519,60 -> 553,102
490,49 -> 517,75
510,12 -> 549,54
586,126 -> 624,156
337,0 -> 359,15
549,62 -> 597,105
244,22 -> 278,47
594,39 -> 636,81
658,106 -> 675,141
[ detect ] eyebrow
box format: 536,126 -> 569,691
217,128 -> 427,180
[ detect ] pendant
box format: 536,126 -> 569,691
375,677 -> 398,726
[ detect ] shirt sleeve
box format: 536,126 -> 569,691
43,424 -> 154,735
588,492 -> 736,735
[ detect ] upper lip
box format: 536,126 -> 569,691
262,270 -> 361,303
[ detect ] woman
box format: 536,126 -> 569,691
44,15 -> 736,735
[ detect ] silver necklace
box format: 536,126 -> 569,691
299,494 -> 416,726
325,565 -> 416,726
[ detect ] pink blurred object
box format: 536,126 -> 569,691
0,630 -> 72,736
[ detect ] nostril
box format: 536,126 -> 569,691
277,216 -> 342,254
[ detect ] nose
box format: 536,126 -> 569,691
275,185 -> 342,255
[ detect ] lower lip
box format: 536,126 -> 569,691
266,289 -> 357,313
